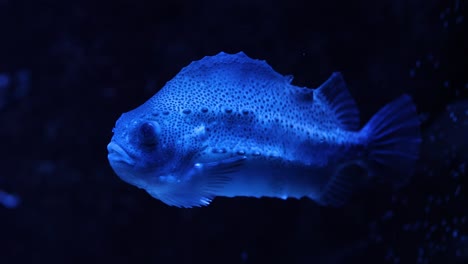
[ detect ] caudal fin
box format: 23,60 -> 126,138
362,95 -> 421,186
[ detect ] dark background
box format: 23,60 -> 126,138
0,0 -> 467,263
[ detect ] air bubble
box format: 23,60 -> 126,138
0,74 -> 10,88
441,219 -> 447,226
449,112 -> 458,122
0,190 -> 20,209
382,210 -> 394,221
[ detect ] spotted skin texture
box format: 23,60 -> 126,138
148,52 -> 352,164
107,52 -> 420,208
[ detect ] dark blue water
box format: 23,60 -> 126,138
0,0 -> 466,263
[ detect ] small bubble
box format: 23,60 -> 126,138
418,247 -> 424,256
403,224 -> 411,231
427,53 -> 434,61
450,112 -> 458,122
0,190 -> 20,209
382,210 -> 394,221
428,241 -> 435,249
0,74 -> 10,89
241,251 -> 248,262
441,219 -> 447,226
443,21 -> 449,28
409,69 -> 416,78
425,205 -> 431,213
385,248 -> 394,260
375,235 -> 383,243
427,195 -> 434,203
459,163 -> 466,173
416,60 -> 421,68
456,16 -> 464,24
14,70 -> 31,99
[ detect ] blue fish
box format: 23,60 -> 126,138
107,52 -> 421,208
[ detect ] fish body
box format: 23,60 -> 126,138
107,52 -> 421,208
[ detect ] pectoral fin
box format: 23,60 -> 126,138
150,156 -> 247,208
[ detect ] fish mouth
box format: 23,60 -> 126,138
107,142 -> 135,166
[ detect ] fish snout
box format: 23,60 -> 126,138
107,142 -> 135,166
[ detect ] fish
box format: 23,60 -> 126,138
107,51 -> 421,208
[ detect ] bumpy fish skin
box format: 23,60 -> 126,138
107,52 -> 421,208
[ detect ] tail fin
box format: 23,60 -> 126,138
362,94 -> 421,187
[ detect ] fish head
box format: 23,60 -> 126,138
107,109 -> 178,190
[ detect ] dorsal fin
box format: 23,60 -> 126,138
316,72 -> 360,131
176,52 -> 292,86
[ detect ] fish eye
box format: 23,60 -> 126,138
138,122 -> 158,147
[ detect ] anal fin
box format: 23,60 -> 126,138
317,163 -> 367,207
